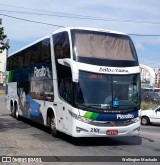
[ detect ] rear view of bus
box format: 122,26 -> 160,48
55,28 -> 141,137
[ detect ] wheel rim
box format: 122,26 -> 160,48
142,118 -> 147,125
51,116 -> 56,131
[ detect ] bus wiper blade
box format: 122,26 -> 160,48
76,104 -> 101,110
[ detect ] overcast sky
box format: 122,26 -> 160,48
0,0 -> 160,67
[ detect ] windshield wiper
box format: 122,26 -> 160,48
76,104 -> 110,110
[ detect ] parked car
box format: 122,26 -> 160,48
153,88 -> 160,96
141,106 -> 160,125
141,91 -> 160,103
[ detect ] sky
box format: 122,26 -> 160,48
0,0 -> 160,68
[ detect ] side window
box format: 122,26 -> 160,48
53,32 -> 70,60
10,55 -> 19,70
17,53 -> 23,68
30,42 -> 42,65
23,50 -> 30,67
7,38 -> 51,71
30,80 -> 54,101
53,32 -> 72,104
59,78 -> 72,103
12,55 -> 18,69
6,57 -> 11,71
41,39 -> 51,64
30,80 -> 44,100
44,80 -> 54,101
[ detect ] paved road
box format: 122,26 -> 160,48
0,95 -> 160,165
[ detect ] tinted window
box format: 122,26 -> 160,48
53,32 -> 70,60
7,38 -> 51,71
41,39 -> 51,63
23,50 -> 30,67
53,32 -> 72,104
30,42 -> 41,65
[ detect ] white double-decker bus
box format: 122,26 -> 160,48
6,27 -> 141,137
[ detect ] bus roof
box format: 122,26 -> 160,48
52,27 -> 126,35
9,27 -> 127,57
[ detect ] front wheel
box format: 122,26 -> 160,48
49,115 -> 58,137
141,116 -> 150,125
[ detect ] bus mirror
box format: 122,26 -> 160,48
58,59 -> 65,65
58,59 -> 79,82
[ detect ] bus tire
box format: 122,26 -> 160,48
12,105 -> 16,118
141,116 -> 150,125
50,114 -> 58,137
10,103 -> 14,117
15,105 -> 20,120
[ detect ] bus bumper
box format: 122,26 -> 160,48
71,120 -> 141,137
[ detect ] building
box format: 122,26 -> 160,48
0,49 -> 7,86
140,64 -> 155,87
0,71 -> 5,84
153,67 -> 160,88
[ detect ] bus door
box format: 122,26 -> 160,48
59,78 -> 73,133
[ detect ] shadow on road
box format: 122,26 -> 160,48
57,132 -> 142,146
0,113 -> 142,146
0,114 -> 50,133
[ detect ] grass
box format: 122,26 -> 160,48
141,101 -> 158,110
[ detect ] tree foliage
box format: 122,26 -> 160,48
0,18 -> 9,53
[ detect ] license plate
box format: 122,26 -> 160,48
106,130 -> 118,135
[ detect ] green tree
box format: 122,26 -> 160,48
0,18 -> 9,53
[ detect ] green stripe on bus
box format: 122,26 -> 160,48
90,113 -> 99,120
84,112 -> 93,118
8,71 -> 13,82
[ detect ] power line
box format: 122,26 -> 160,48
129,34 -> 160,37
0,14 -> 65,28
144,61 -> 160,66
0,9 -> 100,20
1,4 -> 160,25
0,3 -> 80,16
1,13 -> 160,37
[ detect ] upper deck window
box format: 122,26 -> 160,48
53,32 -> 70,59
71,30 -> 138,67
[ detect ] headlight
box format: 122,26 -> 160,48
69,110 -> 92,124
131,117 -> 140,123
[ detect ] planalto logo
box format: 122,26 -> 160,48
34,66 -> 51,78
117,114 -> 134,119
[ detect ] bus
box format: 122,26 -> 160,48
6,27 -> 141,137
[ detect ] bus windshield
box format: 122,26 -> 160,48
71,30 -> 138,63
74,71 -> 140,111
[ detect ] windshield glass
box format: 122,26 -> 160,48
74,71 -> 140,111
71,30 -> 138,62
